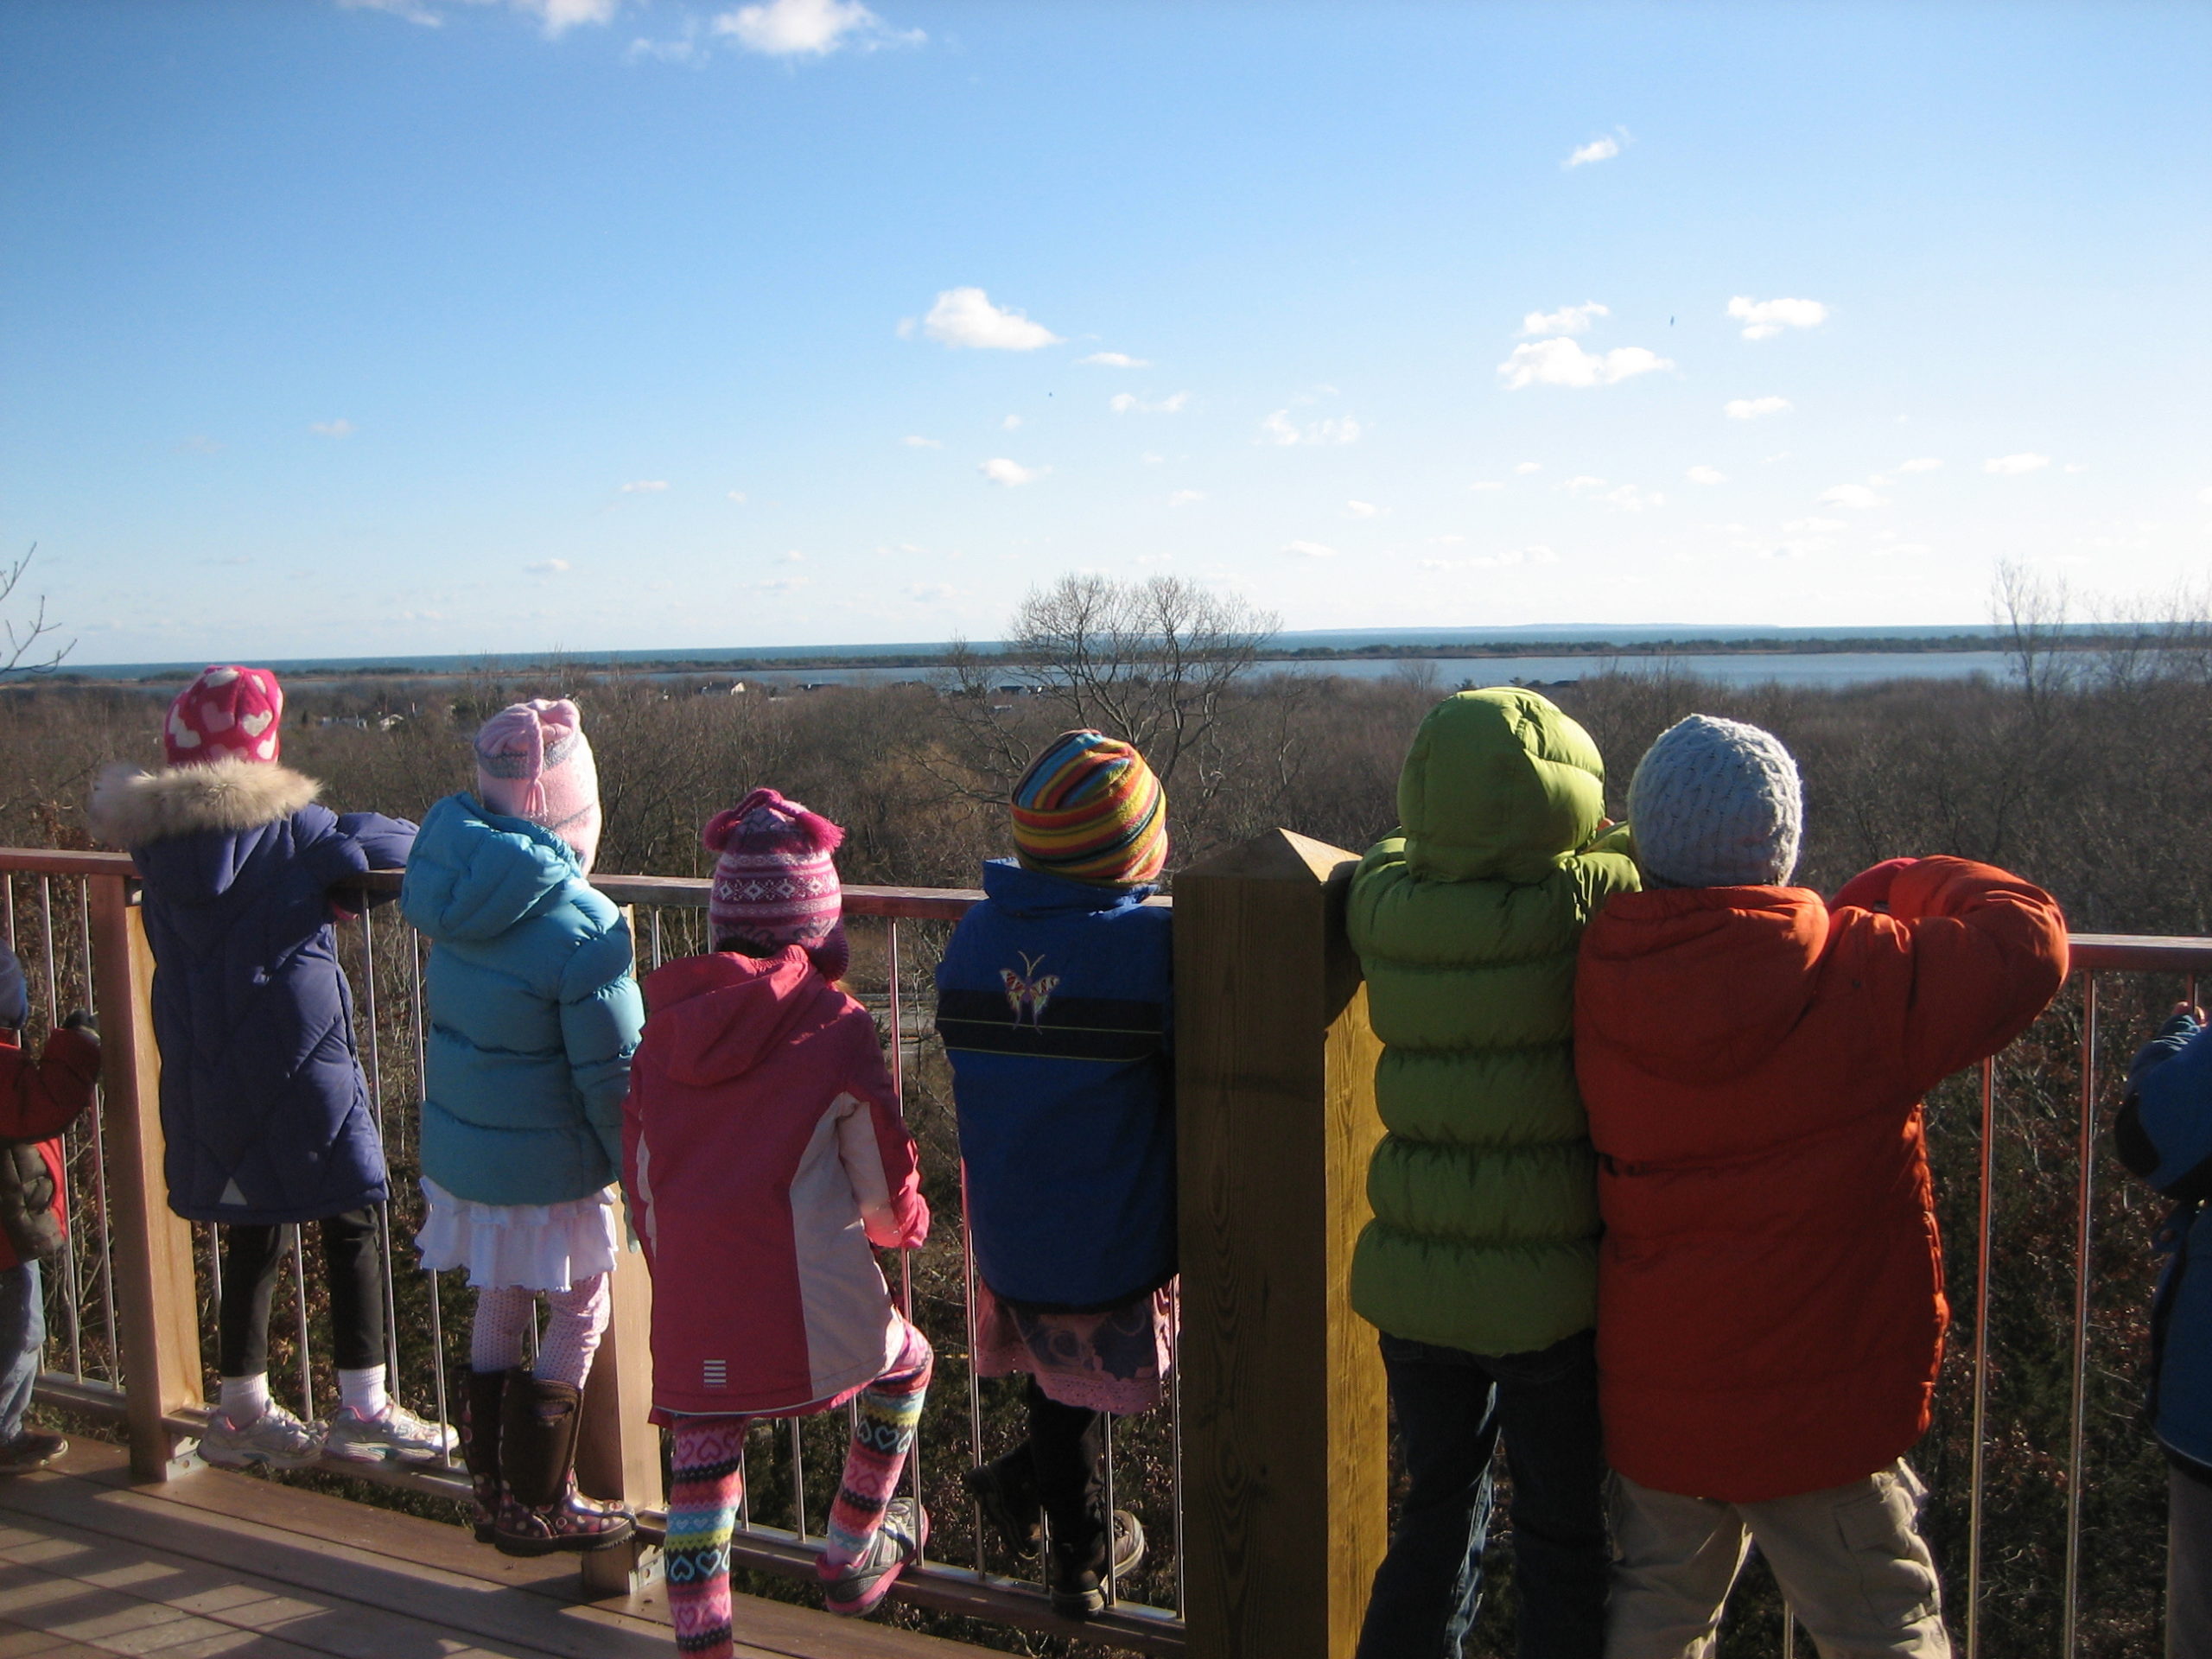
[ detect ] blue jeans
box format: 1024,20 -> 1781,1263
0,1261 -> 43,1443
1355,1329 -> 1608,1659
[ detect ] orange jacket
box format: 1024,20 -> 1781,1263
0,1026 -> 101,1271
1574,856 -> 2067,1501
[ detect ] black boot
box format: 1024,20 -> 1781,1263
459,1369 -> 506,1544
493,1369 -> 635,1557
964,1446 -> 1044,1562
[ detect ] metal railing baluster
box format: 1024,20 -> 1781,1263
358,910 -> 404,1392
790,1416 -> 808,1541
411,928 -> 453,1459
1171,1274 -> 1185,1620
963,1196 -> 985,1574
291,1225 -> 316,1423
1967,1055 -> 1995,1659
2063,975 -> 2099,1656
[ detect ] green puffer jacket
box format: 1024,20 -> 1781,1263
1346,688 -> 1638,1357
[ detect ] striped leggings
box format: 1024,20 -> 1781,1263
664,1322 -> 932,1656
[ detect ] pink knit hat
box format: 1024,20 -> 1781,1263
166,666 -> 284,767
704,789 -> 849,980
474,699 -> 603,873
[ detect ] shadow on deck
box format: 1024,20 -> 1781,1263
0,1441 -> 964,1659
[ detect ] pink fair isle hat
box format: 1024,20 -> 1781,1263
166,667 -> 284,767
474,699 -> 603,873
704,788 -> 848,980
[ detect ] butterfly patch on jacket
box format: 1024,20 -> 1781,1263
938,953 -> 1165,1065
1003,953 -> 1060,1027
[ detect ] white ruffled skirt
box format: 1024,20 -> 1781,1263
415,1178 -> 621,1292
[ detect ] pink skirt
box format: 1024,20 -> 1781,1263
971,1277 -> 1176,1414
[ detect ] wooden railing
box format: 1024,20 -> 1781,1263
12,841 -> 2199,1657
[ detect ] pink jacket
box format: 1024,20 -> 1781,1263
623,948 -> 929,1417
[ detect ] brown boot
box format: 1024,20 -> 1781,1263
459,1370 -> 505,1544
493,1369 -> 635,1558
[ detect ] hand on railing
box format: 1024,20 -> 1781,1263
60,1009 -> 99,1040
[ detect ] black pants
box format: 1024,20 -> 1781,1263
1027,1376 -> 1108,1565
217,1209 -> 384,1377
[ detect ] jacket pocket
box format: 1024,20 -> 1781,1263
1834,1465 -> 1941,1629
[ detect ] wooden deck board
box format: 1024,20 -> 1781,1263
0,1445 -> 969,1659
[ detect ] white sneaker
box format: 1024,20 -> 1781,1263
198,1403 -> 323,1470
322,1402 -> 458,1465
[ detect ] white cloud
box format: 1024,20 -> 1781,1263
1002,414 -> 1024,430
1566,474 -> 1607,491
780,550 -> 807,563
979,457 -> 1041,486
713,0 -> 914,55
2199,486 -> 2212,505
754,575 -> 810,594
1727,296 -> 1829,341
914,288 -> 1060,351
1725,396 -> 1793,420
1564,134 -> 1622,168
1897,457 -> 1944,474
1285,540 -> 1338,559
1518,302 -> 1609,337
1470,480 -> 1505,492
905,582 -> 956,601
1687,465 -> 1727,486
620,479 -> 669,493
1497,339 -> 1672,390
900,435 -> 943,448
1600,484 -> 1663,512
727,490 -> 748,503
1260,409 -> 1362,445
1424,544 -> 1558,572
2063,462 -> 2088,474
1783,517 -> 1847,536
1514,461 -> 1542,475
625,35 -> 697,61
1110,391 -> 1190,415
1985,453 -> 2052,475
1080,352 -> 1150,368
525,558 -> 572,574
1817,482 -> 1889,510
1167,489 -> 1205,506
1344,500 -> 1383,518
309,418 -> 356,439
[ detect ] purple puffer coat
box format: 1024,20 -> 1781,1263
89,760 -> 416,1224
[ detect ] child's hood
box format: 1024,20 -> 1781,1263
401,793 -> 580,943
87,760 -> 322,903
1579,884 -> 1827,1084
639,948 -> 836,1087
1396,689 -> 1608,885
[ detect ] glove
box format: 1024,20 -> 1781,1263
1833,858 -> 1917,914
60,1010 -> 99,1041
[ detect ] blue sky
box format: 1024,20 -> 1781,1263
5,0 -> 2209,664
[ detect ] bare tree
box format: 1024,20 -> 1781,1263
0,549 -> 73,677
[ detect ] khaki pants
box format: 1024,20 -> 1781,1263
1606,1463 -> 1950,1659
2175,1467 -> 2212,1659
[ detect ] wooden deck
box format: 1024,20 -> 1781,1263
0,1441 -> 970,1659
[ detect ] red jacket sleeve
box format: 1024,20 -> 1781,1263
0,1028 -> 100,1142
834,1023 -> 929,1252
1876,855 -> 2070,1091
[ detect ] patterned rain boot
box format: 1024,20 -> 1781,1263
493,1369 -> 636,1558
460,1369 -> 505,1544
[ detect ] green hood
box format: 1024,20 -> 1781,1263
1398,688 -> 1607,885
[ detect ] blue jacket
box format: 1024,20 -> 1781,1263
936,858 -> 1173,1309
2123,1014 -> 2212,1475
401,795 -> 645,1207
88,761 -> 414,1225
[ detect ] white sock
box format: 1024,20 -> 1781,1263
219,1374 -> 270,1427
338,1366 -> 389,1421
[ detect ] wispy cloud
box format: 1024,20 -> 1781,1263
1167,489 -> 1205,506
1514,461 -> 1542,475
1564,130 -> 1626,168
1109,391 -> 1189,415
1817,482 -> 1888,510
309,418 -> 356,439
1002,414 -> 1024,430
1687,466 -> 1726,486
1727,296 -> 1828,340
620,479 -> 669,493
713,0 -> 918,55
1080,352 -> 1150,368
1498,339 -> 1671,390
175,435 -> 225,455
1897,457 -> 1944,474
1518,302 -> 1609,337
1985,453 -> 2052,475
900,435 -> 943,448
1471,480 -> 1505,492
727,491 -> 748,503
1260,409 -> 1362,445
1284,540 -> 1339,559
1425,544 -> 1559,572
979,457 -> 1041,486
905,287 -> 1060,351
1725,396 -> 1792,420
344,0 -> 623,36
754,575 -> 810,594
525,558 -> 573,574
1344,499 -> 1383,518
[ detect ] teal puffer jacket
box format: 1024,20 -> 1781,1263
1346,688 -> 1637,1357
401,794 -> 645,1207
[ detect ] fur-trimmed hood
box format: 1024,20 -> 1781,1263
87,760 -> 320,849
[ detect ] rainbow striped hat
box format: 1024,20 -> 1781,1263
1010,731 -> 1169,886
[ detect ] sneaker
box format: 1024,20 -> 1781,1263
819,1497 -> 928,1618
964,1452 -> 1043,1560
198,1403 -> 323,1471
323,1402 -> 459,1465
0,1430 -> 66,1475
1049,1509 -> 1146,1620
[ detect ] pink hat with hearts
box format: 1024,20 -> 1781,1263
165,666 -> 284,767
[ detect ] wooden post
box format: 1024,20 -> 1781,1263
86,875 -> 206,1481
1175,830 -> 1388,1659
577,1217 -> 661,1596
